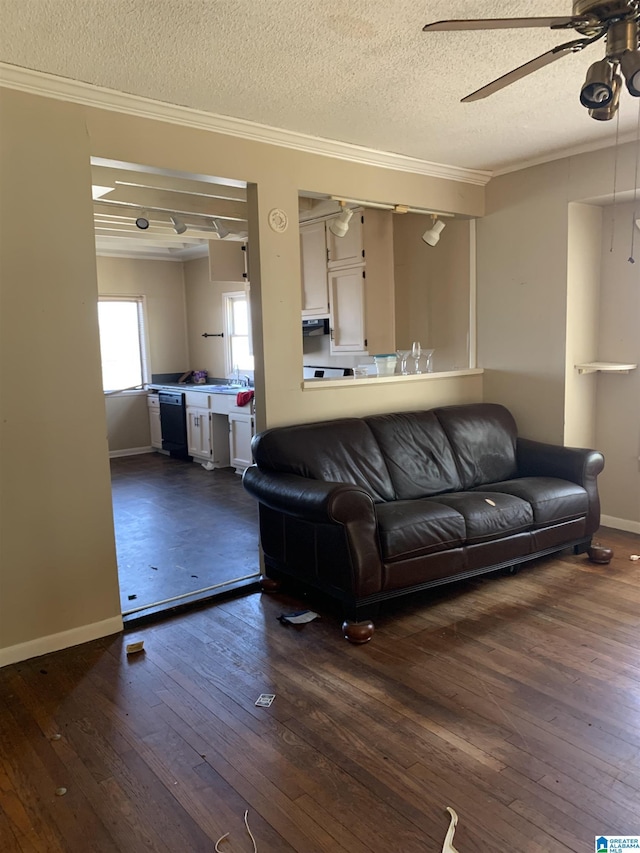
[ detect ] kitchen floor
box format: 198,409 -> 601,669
110,453 -> 260,619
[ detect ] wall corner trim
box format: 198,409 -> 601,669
0,62 -> 493,187
0,616 -> 124,668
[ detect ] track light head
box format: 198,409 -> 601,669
135,213 -> 150,230
621,49 -> 640,96
580,60 -> 615,109
328,204 -> 353,238
211,218 -> 231,239
421,217 -> 446,247
170,215 -> 187,235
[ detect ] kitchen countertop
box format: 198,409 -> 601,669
147,383 -> 251,396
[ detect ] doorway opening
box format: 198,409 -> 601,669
92,157 -> 261,623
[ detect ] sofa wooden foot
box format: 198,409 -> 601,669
587,545 -> 613,565
342,620 -> 375,644
260,577 -> 282,592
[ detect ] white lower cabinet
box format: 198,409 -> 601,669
185,391 -> 234,470
187,407 -> 211,459
228,407 -> 254,474
147,395 -> 162,449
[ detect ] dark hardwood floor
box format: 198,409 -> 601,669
110,453 -> 260,616
1,527 -> 639,851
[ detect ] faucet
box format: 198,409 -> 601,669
242,375 -> 252,388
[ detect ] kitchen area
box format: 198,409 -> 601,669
94,161 -> 261,620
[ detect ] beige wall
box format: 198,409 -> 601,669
0,87 -> 485,662
394,215 -> 471,371
184,255 -> 236,380
0,90 -> 122,663
96,255 -> 188,452
595,202 -> 640,529
477,142 -> 639,446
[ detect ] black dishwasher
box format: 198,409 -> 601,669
159,391 -> 190,459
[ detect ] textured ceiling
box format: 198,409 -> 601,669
1,0 -> 640,172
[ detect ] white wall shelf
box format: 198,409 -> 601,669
575,362 -> 638,375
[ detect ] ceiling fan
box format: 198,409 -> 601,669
423,1 -> 640,120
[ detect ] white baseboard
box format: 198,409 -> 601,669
0,615 -> 123,668
600,515 -> 640,535
109,446 -> 154,458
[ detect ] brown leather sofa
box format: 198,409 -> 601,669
243,403 -> 604,642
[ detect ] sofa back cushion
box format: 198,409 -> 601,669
434,403 -> 518,489
251,418 -> 395,502
365,411 -> 462,499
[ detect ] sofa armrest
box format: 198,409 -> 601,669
517,438 -> 604,534
242,466 -> 383,597
243,467 -> 375,523
517,438 -> 604,484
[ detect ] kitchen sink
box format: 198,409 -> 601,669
190,384 -> 245,394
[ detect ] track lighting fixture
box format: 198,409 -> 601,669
135,212 -> 150,230
170,215 -> 187,235
421,216 -> 446,247
211,218 -> 231,239
328,202 -> 353,238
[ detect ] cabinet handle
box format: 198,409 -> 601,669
330,328 -> 334,340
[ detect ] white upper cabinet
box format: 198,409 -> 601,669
328,267 -> 366,353
300,221 -> 329,316
326,210 -> 364,269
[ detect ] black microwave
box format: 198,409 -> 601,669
302,318 -> 330,336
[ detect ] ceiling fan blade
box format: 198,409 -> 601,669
422,17 -> 582,32
460,37 -> 597,102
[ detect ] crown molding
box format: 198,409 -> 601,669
492,130 -> 640,177
0,62 -> 492,187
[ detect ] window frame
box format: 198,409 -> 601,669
222,290 -> 254,378
98,295 -> 150,393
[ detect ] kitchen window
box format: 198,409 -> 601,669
223,291 -> 254,374
97,296 -> 149,392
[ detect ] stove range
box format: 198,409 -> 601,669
303,365 -> 354,379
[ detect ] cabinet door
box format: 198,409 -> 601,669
148,407 -> 162,449
329,266 -> 366,353
228,411 -> 254,474
187,407 -> 211,458
208,240 -> 248,282
326,210 -> 363,269
300,221 -> 329,316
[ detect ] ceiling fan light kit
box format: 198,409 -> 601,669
423,0 -> 640,121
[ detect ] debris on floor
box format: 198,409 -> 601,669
125,640 -> 145,656
442,807 -> 460,853
630,554 -> 639,561
127,594 -> 137,600
255,694 -> 275,708
55,787 -> 67,797
215,809 -> 257,852
278,610 -> 320,625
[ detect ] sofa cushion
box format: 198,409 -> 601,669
474,477 -> 587,528
434,491 -> 533,544
251,418 -> 395,502
434,404 -> 518,489
376,500 -> 466,562
365,410 -> 462,499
